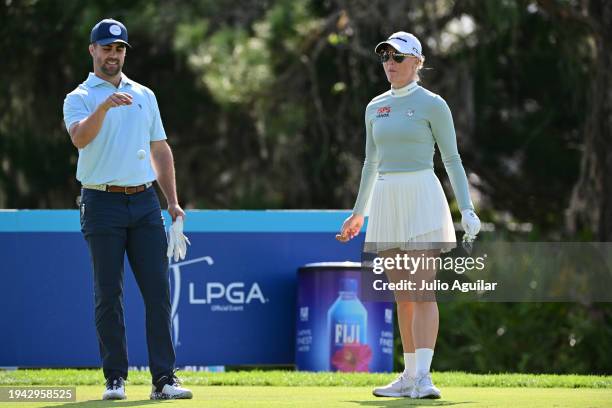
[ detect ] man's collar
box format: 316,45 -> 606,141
119,74 -> 133,87
85,72 -> 133,88
85,73 -> 106,87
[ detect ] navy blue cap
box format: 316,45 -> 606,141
90,19 -> 130,47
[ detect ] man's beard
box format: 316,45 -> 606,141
99,60 -> 122,77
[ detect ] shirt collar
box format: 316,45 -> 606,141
85,72 -> 133,89
119,74 -> 133,88
390,80 -> 419,98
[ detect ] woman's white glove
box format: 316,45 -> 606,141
167,216 -> 191,262
461,209 -> 481,238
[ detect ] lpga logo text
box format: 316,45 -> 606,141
169,256 -> 267,346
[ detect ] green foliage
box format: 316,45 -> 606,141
186,27 -> 272,105
432,302 -> 612,374
0,0 -> 593,230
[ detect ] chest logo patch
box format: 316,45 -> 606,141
406,109 -> 415,117
376,106 -> 391,118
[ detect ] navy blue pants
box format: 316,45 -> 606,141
80,186 -> 175,382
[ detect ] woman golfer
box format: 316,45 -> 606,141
337,31 -> 481,399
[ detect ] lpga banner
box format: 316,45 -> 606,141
0,210 -> 367,368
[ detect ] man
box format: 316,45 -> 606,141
63,18 -> 192,400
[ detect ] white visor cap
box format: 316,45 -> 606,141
375,31 -> 423,59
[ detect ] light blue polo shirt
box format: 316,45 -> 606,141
63,73 -> 167,186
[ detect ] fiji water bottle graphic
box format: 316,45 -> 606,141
327,278 -> 372,372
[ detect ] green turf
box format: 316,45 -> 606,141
1,369 -> 610,388
0,386 -> 611,408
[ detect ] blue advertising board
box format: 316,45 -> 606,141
0,210 -> 370,368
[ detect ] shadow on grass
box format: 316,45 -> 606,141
40,400 -> 163,408
349,399 -> 472,407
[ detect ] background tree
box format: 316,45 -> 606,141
0,0 -> 592,235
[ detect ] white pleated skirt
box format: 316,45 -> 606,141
364,169 -> 456,254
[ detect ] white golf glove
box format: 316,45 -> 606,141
167,216 -> 191,262
461,208 -> 481,239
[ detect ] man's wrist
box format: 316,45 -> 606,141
97,102 -> 111,113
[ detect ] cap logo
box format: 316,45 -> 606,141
109,25 -> 122,36
389,36 -> 407,43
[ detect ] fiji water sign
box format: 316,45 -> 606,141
328,278 -> 369,371
296,263 -> 393,372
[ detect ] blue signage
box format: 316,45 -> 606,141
0,210 -> 368,368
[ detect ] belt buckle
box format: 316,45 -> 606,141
125,186 -> 138,195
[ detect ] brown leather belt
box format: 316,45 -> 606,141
106,184 -> 148,194
82,182 -> 152,194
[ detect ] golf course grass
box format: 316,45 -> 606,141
1,370 -> 610,407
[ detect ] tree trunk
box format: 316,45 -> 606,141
566,0 -> 612,240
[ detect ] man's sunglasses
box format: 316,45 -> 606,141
379,51 -> 415,63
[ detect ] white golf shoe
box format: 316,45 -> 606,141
150,371 -> 193,400
411,372 -> 441,399
372,371 -> 415,397
102,377 -> 126,400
